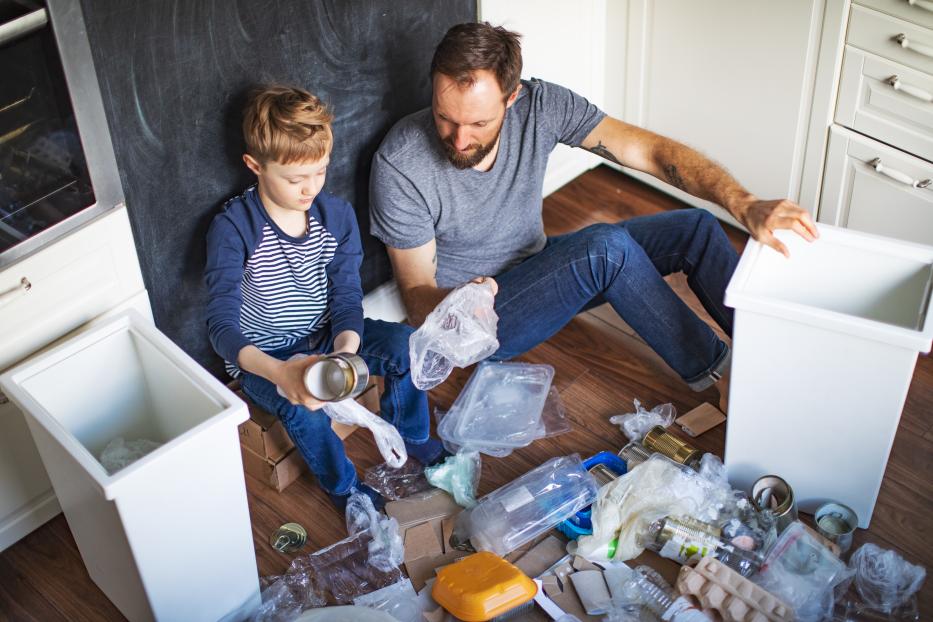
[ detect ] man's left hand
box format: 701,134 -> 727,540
737,198 -> 819,257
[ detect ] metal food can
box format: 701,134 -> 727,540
751,474 -> 798,534
814,501 -> 858,554
270,522 -> 307,553
303,353 -> 370,402
642,426 -> 702,469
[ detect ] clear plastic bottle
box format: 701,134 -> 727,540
642,516 -> 763,577
630,566 -> 712,621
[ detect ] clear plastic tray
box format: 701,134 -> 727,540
438,362 -> 554,452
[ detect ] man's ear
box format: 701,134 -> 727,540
505,83 -> 523,109
243,153 -> 263,176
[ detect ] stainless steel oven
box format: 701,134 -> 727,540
0,0 -> 123,269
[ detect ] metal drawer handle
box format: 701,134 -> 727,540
886,75 -> 933,102
869,158 -> 932,188
908,0 -> 933,13
0,277 -> 31,310
895,33 -> 933,59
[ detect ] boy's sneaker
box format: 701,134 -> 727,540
404,437 -> 450,467
328,483 -> 385,513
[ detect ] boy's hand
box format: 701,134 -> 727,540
276,355 -> 327,410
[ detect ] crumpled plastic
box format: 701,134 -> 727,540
353,578 -> 421,622
323,399 -> 407,468
609,399 -> 676,442
570,454 -> 734,562
409,281 -> 499,391
752,521 -> 854,622
99,437 -> 163,474
363,459 -> 432,501
252,492 -> 404,620
424,450 -> 481,508
849,543 -> 926,613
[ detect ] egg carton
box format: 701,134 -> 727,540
676,557 -> 793,622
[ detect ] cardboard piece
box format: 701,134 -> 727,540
675,402 -> 726,437
240,445 -> 306,492
569,570 -> 611,616
388,488 -> 464,590
236,390 -> 294,462
385,489 -> 461,530
514,535 -> 568,578
572,555 -> 600,572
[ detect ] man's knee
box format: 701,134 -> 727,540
581,222 -> 635,261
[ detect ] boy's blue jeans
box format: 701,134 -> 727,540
239,319 -> 428,495
491,209 -> 738,390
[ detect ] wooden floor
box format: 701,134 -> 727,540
1,165 -> 931,619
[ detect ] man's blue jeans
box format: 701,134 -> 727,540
239,319 -> 429,495
492,209 -> 738,390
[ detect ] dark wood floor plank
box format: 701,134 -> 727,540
0,554 -> 68,622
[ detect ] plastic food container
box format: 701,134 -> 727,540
432,552 -> 537,621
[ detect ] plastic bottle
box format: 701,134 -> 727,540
630,566 -> 712,621
642,516 -> 762,577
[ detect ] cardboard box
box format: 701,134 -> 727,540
237,393 -> 293,462
241,445 -> 307,492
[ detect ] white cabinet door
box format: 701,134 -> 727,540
821,126 -> 933,245
479,0 -> 606,196
622,1 -> 825,221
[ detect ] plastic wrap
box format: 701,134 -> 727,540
848,543 -> 926,614
99,437 -> 163,474
609,399 -> 676,442
424,450 -> 481,508
571,454 -> 735,562
294,606 -> 397,621
409,281 -> 499,390
323,399 -> 407,468
353,578 -> 421,622
363,460 -> 432,501
752,521 -> 853,622
451,454 -> 598,556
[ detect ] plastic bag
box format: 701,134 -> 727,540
345,491 -> 404,573
752,521 -> 854,622
323,399 -> 407,468
571,454 -> 735,562
353,578 -> 421,622
363,459 -> 432,501
424,450 -> 481,508
409,281 -> 499,390
99,437 -> 163,474
848,543 -> 926,613
609,399 -> 676,442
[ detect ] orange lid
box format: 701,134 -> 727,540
431,551 -> 537,621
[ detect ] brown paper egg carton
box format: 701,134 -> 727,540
676,557 -> 794,622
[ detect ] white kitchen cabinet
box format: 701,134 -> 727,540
0,206 -> 147,551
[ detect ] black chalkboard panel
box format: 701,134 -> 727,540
79,0 -> 474,377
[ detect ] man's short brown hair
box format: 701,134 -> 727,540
242,85 -> 333,164
430,22 -> 522,97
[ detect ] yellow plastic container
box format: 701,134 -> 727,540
432,551 -> 537,621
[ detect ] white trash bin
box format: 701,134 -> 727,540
0,311 -> 260,621
724,225 -> 933,528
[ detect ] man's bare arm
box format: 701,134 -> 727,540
581,117 -> 818,256
387,239 -> 451,328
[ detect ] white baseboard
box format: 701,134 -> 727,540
0,490 -> 60,552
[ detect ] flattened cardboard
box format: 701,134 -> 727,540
675,402 -> 726,437
385,489 -> 460,530
240,445 -> 306,492
514,535 -> 568,578
404,522 -> 443,563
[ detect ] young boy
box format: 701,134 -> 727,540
205,85 -> 445,511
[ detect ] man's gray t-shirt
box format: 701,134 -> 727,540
369,78 -> 606,287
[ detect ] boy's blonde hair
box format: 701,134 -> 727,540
242,85 -> 333,164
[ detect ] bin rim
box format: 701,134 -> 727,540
725,225 -> 933,354
0,310 -> 249,500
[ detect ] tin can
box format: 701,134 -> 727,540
270,522 -> 307,553
642,426 -> 702,469
303,353 -> 369,402
814,501 -> 858,554
618,440 -> 652,468
751,474 -> 798,534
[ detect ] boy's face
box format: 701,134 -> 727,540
243,154 -> 329,212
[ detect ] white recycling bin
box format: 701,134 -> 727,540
724,224 -> 933,528
0,311 -> 260,621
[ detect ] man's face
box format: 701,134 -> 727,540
432,69 -> 519,169
243,154 -> 329,213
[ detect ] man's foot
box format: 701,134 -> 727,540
328,483 -> 385,513
404,436 -> 450,467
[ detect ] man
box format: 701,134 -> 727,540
369,22 -> 817,405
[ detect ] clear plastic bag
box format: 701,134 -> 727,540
409,281 -> 499,390
424,450 -> 482,508
363,459 -> 432,501
99,437 -> 163,474
571,454 -> 735,562
353,578 -> 421,622
451,454 -> 598,556
752,521 -> 854,622
323,399 -> 407,468
609,399 -> 676,442
848,543 -> 926,614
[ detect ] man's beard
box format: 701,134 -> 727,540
442,127 -> 502,170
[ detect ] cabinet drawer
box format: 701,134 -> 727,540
854,0 -> 933,30
837,46 -> 933,161
848,4 -> 933,75
0,207 -> 145,371
820,126 -> 933,245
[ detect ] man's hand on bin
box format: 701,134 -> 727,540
736,198 -> 819,258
